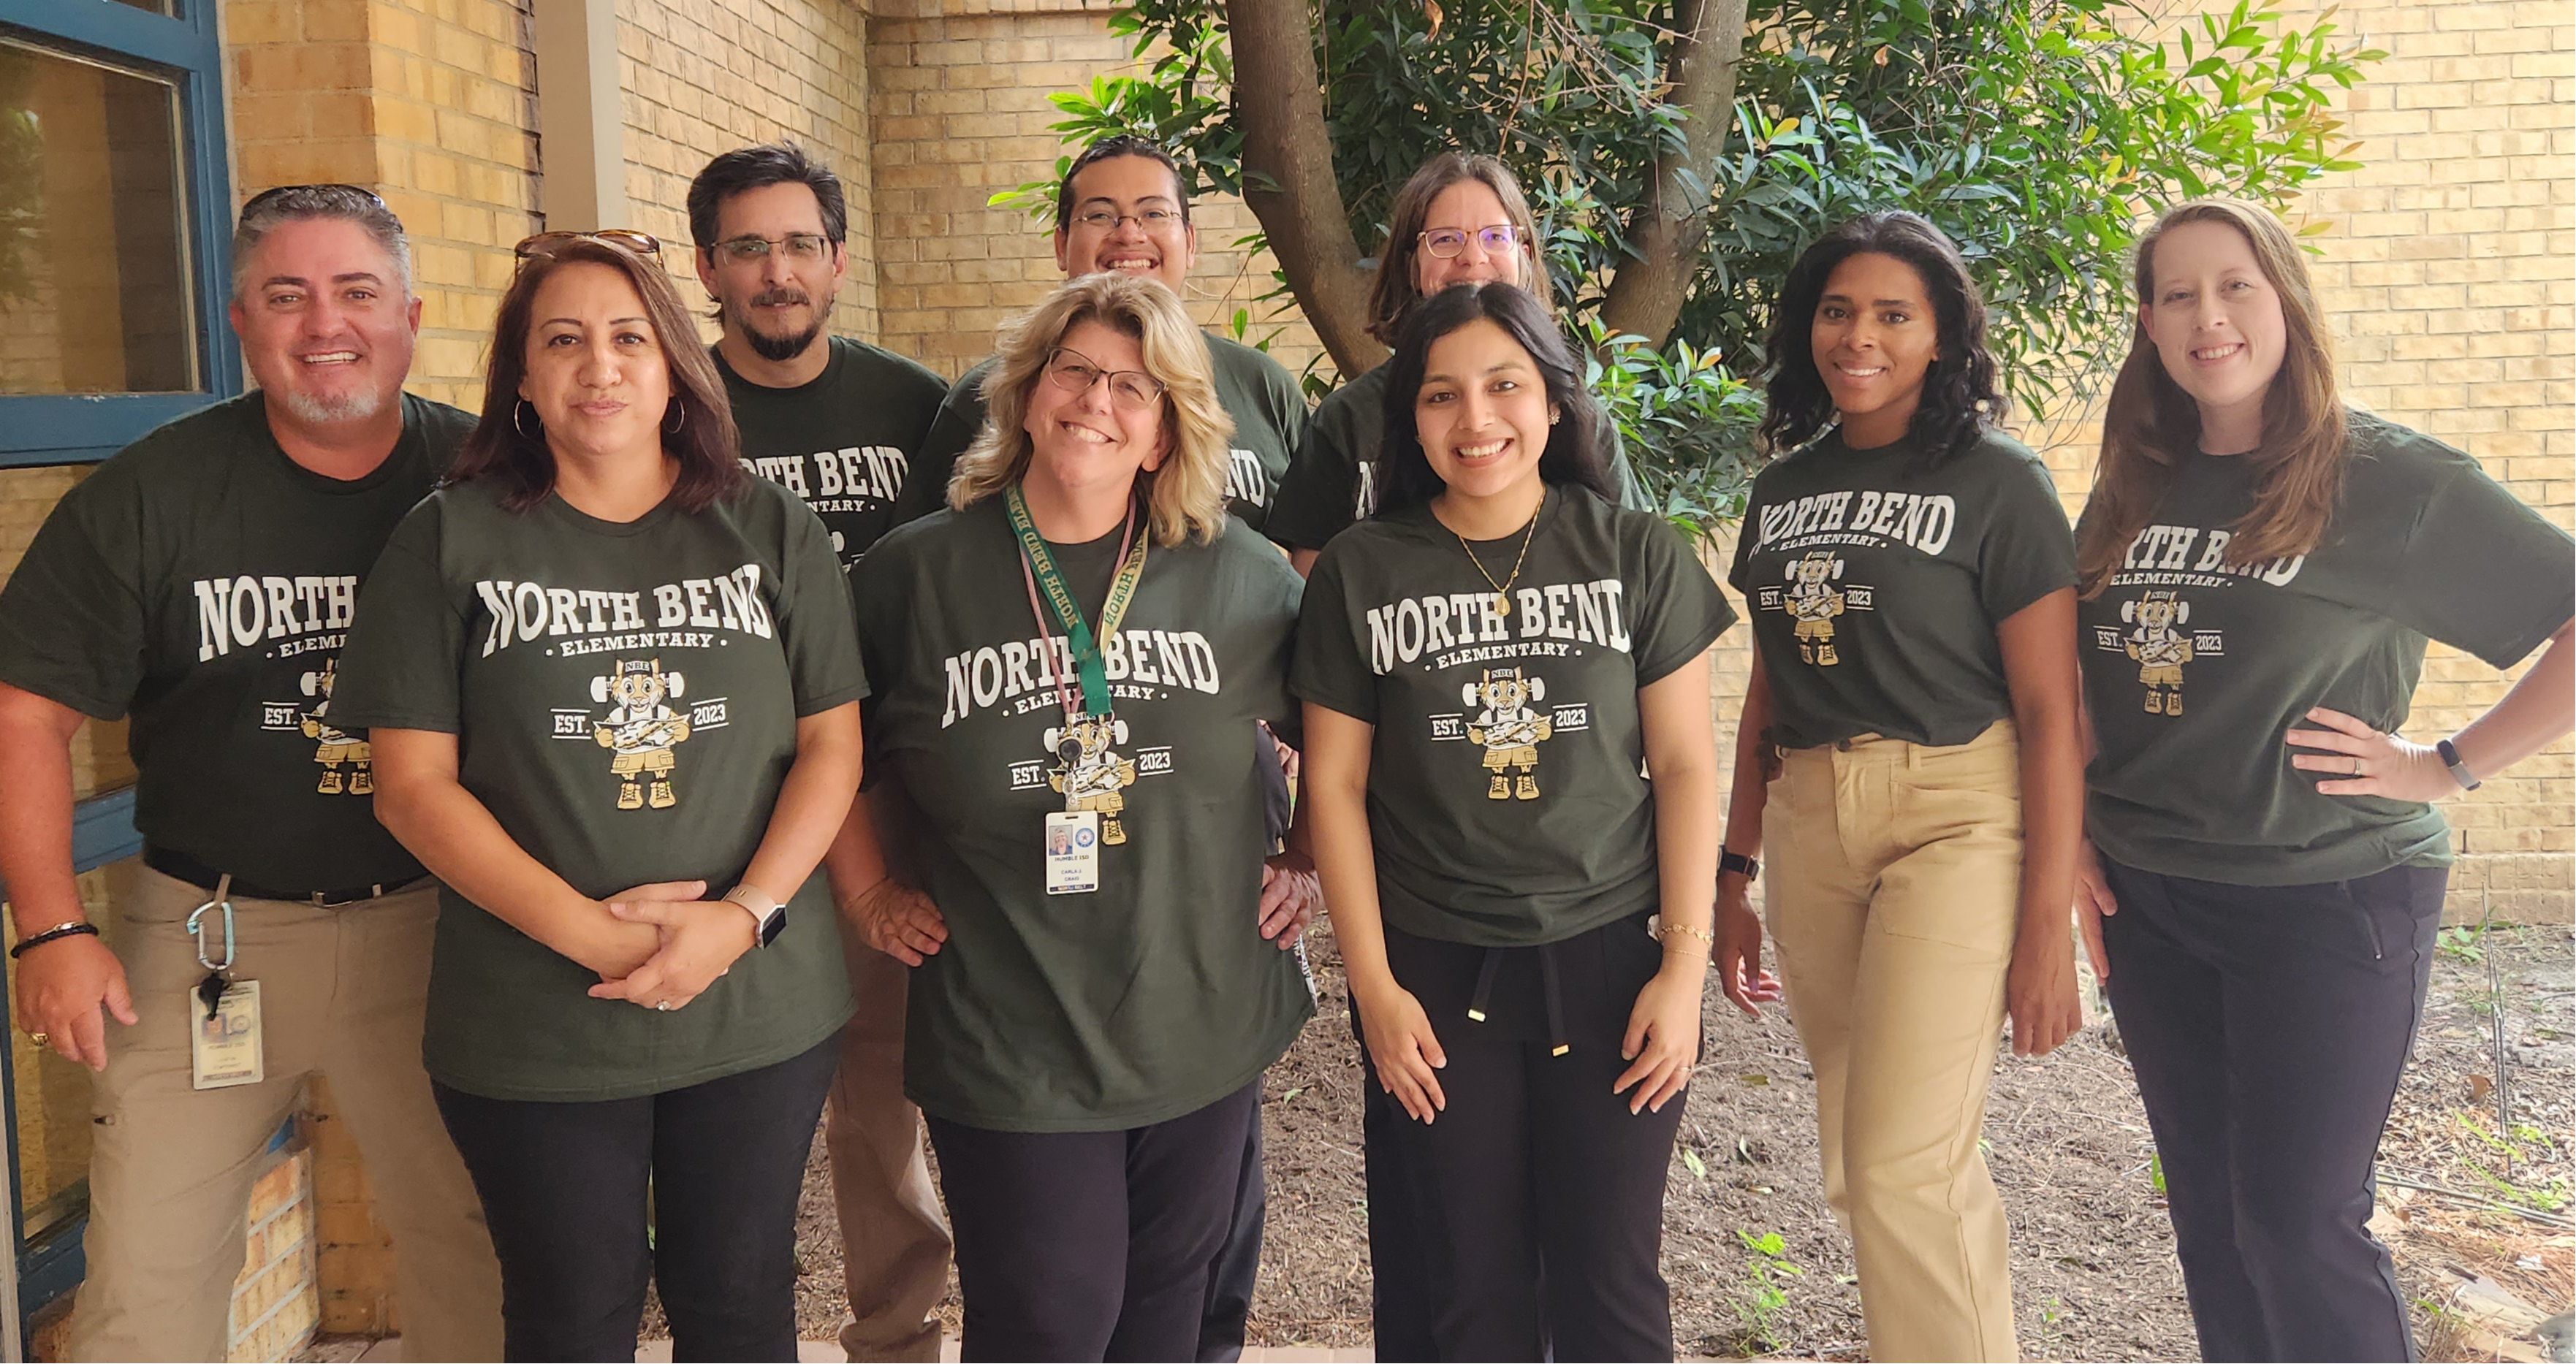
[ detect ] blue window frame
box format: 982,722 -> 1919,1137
1,0 -> 238,467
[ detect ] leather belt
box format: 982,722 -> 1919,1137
143,845 -> 426,908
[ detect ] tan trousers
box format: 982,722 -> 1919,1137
70,868 -> 502,1363
826,936 -> 951,1363
1765,722 -> 2023,1363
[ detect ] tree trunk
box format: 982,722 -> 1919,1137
1597,0 -> 1749,348
1226,0 -> 1388,378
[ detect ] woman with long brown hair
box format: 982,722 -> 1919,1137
2075,198 -> 2574,1361
332,233 -> 868,1360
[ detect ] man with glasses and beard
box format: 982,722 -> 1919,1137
0,186 -> 502,1360
685,143 -> 952,1364
691,143 -> 949,573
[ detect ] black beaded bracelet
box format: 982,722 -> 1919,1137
11,922 -> 100,959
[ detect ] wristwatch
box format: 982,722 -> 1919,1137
723,883 -> 788,948
1719,850 -> 1760,883
2436,738 -> 2481,792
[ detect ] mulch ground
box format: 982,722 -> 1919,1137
748,918 -> 2572,1360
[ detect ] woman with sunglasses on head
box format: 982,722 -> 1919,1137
331,232 -> 868,1362
2075,199 -> 2574,1363
1266,151 -> 1650,577
1295,281 -> 1734,1360
1715,211 -> 2084,1363
824,272 -> 1312,1362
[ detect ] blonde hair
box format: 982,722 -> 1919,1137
948,273 -> 1234,546
2078,198 -> 2346,597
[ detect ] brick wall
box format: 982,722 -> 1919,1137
862,0 -> 1326,383
2020,0 -> 2575,919
617,0 -> 885,344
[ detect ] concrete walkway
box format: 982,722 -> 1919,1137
327,1338 -> 1373,1362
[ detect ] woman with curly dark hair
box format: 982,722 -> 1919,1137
1713,211 -> 2083,1361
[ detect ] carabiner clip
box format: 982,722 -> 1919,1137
186,875 -> 237,975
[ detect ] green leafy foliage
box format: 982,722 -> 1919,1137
1007,0 -> 2379,534
1730,1227 -> 1806,1352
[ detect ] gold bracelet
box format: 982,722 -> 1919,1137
1656,921 -> 1715,947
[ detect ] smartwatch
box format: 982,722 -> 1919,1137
2436,738 -> 2481,793
1719,850 -> 1760,883
723,883 -> 788,948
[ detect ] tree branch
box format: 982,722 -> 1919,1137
1226,0 -> 1387,377
1597,0 -> 1748,347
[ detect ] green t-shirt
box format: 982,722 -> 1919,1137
1291,487 -> 1735,946
851,498 -> 1312,1132
1728,427 -> 2077,749
719,335 -> 949,570
330,476 -> 869,1101
892,334 -> 1307,534
2081,413 -> 2575,887
0,391 -> 468,890
1264,363 -> 1651,552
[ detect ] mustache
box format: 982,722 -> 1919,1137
748,288 -> 811,308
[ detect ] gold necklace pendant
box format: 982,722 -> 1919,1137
1454,489 -> 1544,624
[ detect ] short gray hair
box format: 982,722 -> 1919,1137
231,185 -> 414,301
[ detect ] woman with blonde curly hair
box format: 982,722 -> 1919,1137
826,272 -> 1317,1361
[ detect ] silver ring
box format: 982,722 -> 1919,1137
2351,756 -> 2364,775
655,1000 -> 672,1012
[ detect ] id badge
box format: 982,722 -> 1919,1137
1044,811 -> 1101,895
190,979 -> 264,1090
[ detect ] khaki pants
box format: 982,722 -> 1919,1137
1765,722 -> 2022,1363
70,868 -> 502,1363
826,936 -> 950,1363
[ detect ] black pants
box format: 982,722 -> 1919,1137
433,1035 -> 840,1363
1362,912 -> 1685,1361
931,1081 -> 1261,1362
2102,858 -> 2447,1363
1196,1116 -> 1264,1361
1357,1070 -> 1438,1362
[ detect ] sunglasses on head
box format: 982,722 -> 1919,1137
514,229 -> 664,261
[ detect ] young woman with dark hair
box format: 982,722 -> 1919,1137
2074,199 -> 2575,1363
1296,282 -> 1735,1360
331,235 -> 868,1360
1715,210 -> 2084,1361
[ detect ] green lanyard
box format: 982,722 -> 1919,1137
1007,485 -> 1148,720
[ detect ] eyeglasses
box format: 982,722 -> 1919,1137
1419,224 -> 1526,259
1043,347 -> 1167,411
1067,208 -> 1185,233
514,229 -> 663,260
707,234 -> 834,266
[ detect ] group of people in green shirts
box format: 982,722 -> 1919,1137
0,128 -> 2565,1364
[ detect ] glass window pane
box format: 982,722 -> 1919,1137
6,861 -> 128,1250
0,39 -> 198,397
106,0 -> 178,14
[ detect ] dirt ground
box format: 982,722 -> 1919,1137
739,917 -> 2575,1360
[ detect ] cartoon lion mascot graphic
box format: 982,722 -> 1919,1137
1045,715 -> 1138,845
1785,550 -> 1848,666
2121,590 -> 2195,716
592,658 -> 692,809
297,657 -> 372,796
1464,666 -> 1554,801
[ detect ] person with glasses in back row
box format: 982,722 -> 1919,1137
685,142 -> 955,1364
884,134 -> 1322,1362
0,185 -> 503,1360
330,231 -> 867,1361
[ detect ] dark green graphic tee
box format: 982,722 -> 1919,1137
0,391 -> 469,890
330,477 -> 869,1101
852,498 -> 1312,1132
2081,413 -> 2575,886
1293,487 -> 1734,947
719,335 -> 949,569
1728,427 -> 2078,750
1264,363 -> 1651,552
893,334 -> 1307,533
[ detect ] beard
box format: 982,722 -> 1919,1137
270,381 -> 392,427
730,288 -> 830,362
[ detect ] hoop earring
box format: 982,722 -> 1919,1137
664,400 -> 685,435
512,400 -> 539,439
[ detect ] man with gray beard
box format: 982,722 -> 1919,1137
0,186 -> 501,1360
